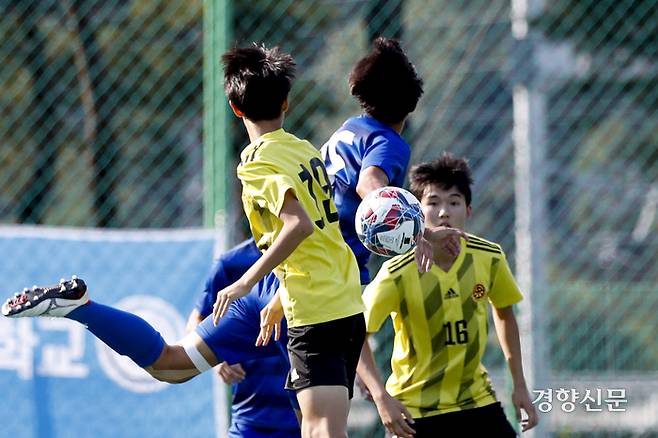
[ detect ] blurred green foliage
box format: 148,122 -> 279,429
0,0 -> 203,227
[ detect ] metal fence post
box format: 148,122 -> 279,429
204,0 -> 232,230
511,0 -> 549,436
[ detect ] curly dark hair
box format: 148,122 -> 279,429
222,44 -> 296,121
409,152 -> 474,206
349,37 -> 424,125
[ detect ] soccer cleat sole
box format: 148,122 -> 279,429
2,276 -> 89,318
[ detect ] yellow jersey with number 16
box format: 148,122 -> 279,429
363,235 -> 523,418
237,128 -> 364,328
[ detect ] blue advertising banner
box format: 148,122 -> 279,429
0,226 -> 225,438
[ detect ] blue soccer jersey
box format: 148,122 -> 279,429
195,239 -> 299,436
321,115 -> 411,283
194,238 -> 262,316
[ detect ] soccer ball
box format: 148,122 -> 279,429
355,186 -> 425,256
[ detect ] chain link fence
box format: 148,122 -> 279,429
1,0 -> 657,436
0,1 -> 204,227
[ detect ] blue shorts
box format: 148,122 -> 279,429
228,421 -> 301,438
195,273 -> 289,365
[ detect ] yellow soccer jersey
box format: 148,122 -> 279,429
237,129 -> 363,327
363,233 -> 523,418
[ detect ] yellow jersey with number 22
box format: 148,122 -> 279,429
237,128 -> 364,328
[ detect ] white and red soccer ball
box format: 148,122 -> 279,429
355,187 -> 425,256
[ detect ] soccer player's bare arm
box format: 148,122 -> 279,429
237,189 -> 313,287
492,305 -> 538,431
357,336 -> 415,438
356,165 -> 389,198
359,267 -> 416,435
213,190 -> 313,323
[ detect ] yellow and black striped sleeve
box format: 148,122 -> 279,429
387,249 -> 416,274
487,254 -> 523,308
465,234 -> 503,255
465,234 -> 522,308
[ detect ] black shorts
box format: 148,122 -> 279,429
285,313 -> 366,398
411,403 -> 516,438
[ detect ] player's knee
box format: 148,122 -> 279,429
149,344 -> 177,370
151,372 -> 183,384
144,345 -> 200,383
161,374 -> 193,385
302,420 -> 346,438
144,366 -> 198,384
143,365 -> 171,383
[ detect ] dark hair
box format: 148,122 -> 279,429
349,37 -> 424,125
409,152 -> 474,206
222,44 -> 296,121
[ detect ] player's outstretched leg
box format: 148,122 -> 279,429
2,276 -> 218,383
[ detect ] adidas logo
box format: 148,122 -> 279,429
444,288 -> 459,299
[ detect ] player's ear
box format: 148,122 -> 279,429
281,98 -> 289,113
228,100 -> 245,118
466,205 -> 472,219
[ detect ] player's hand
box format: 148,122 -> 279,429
212,281 -> 251,325
217,362 -> 246,385
256,294 -> 284,346
440,234 -> 463,257
373,392 -> 416,437
424,225 -> 468,248
414,237 -> 434,273
416,226 -> 468,273
512,386 -> 538,431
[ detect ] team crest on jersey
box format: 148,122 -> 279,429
472,283 -> 487,301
